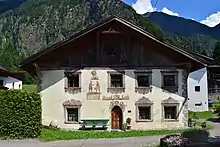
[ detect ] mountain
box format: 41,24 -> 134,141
0,0 -> 218,75
144,12 -> 219,55
0,0 -> 163,70
214,23 -> 220,29
146,12 -> 220,39
0,0 -> 27,13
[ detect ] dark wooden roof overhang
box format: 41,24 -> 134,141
18,16 -> 209,76
0,68 -> 24,80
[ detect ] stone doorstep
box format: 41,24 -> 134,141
111,129 -> 123,132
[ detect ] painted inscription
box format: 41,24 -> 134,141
103,95 -> 129,100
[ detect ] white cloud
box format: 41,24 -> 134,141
161,7 -> 179,17
131,0 -> 155,14
200,11 -> 220,27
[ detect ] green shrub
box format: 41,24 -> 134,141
201,122 -> 207,128
213,102 -> 220,116
0,90 -> 41,139
182,128 -> 209,139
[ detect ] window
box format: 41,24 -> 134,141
135,97 -> 153,122
163,75 -> 176,87
64,72 -> 81,93
161,71 -> 178,92
0,80 -> 3,86
67,74 -> 79,88
164,106 -> 177,120
63,99 -> 82,124
138,107 -> 151,120
67,108 -> 78,122
107,71 -> 125,92
137,75 -> 150,87
195,86 -> 200,92
110,74 -> 123,87
135,71 -> 152,94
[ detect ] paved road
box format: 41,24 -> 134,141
0,135 -> 164,147
205,119 -> 220,137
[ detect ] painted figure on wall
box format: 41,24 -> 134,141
89,81 -> 93,92
94,81 -> 100,93
91,70 -> 99,80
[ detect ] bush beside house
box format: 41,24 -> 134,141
0,90 -> 41,139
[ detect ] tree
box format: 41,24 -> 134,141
212,41 -> 220,63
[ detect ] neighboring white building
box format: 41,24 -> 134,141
18,16 -> 208,130
187,67 -> 208,112
0,67 -> 23,90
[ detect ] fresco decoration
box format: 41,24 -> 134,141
87,70 -> 101,100
102,94 -> 129,100
109,101 -> 126,111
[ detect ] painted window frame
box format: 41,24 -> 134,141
63,99 -> 82,124
161,97 -> 179,122
135,97 -> 154,122
161,70 -> 179,93
134,70 -> 152,93
107,70 -> 125,92
64,71 -> 82,93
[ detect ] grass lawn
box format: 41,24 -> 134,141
188,111 -> 214,119
39,128 -> 185,141
22,84 -> 37,93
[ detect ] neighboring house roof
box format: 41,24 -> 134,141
0,67 -> 24,80
18,15 -> 210,68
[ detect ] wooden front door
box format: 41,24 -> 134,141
111,106 -> 122,129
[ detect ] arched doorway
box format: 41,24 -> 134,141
111,106 -> 123,129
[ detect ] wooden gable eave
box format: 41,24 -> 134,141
114,18 -> 207,67
18,15 -> 207,72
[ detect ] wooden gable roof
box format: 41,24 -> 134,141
18,16 -> 210,73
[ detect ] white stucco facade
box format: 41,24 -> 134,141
40,68 -> 188,130
0,76 -> 22,90
187,67 -> 208,112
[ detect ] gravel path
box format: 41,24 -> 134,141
0,135 -> 164,147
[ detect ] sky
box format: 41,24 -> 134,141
122,0 -> 220,27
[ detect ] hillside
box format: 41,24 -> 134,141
146,12 -> 220,39
214,23 -> 220,29
0,0 -> 163,70
146,12 -> 219,55
0,0 -> 219,73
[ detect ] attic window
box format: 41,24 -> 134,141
195,86 -> 200,92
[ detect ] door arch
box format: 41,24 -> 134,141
111,106 -> 123,129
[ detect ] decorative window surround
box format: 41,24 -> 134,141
107,71 -> 125,92
135,70 -> 152,94
135,97 -> 154,122
64,71 -> 82,93
161,70 -> 179,93
63,99 -> 82,124
161,97 -> 179,122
